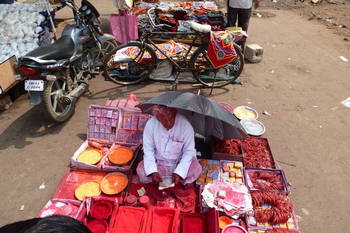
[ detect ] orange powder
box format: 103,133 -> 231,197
100,172 -> 128,195
108,147 -> 133,165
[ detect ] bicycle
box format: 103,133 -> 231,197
104,8 -> 244,89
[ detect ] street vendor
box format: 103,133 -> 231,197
136,105 -> 202,186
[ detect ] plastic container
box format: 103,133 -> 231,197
222,224 -> 248,233
125,195 -> 138,206
139,195 -> 150,208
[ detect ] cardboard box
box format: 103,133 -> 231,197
0,56 -> 17,94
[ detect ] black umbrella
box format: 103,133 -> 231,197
137,91 -> 247,140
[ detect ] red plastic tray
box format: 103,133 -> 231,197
145,207 -> 180,233
109,206 -> 147,233
181,208 -> 219,233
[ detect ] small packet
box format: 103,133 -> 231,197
131,115 -> 139,130
122,114 -> 132,129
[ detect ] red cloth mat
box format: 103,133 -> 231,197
110,206 -> 146,233
53,169 -> 123,202
128,183 -> 172,201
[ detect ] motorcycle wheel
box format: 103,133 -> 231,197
43,79 -> 75,122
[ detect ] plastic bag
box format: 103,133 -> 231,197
110,10 -> 138,44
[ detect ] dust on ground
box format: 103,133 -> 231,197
259,0 -> 350,43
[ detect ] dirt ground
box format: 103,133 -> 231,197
1,1 -> 350,232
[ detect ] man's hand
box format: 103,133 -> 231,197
151,172 -> 162,184
254,0 -> 260,9
172,173 -> 182,185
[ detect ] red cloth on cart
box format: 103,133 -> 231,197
207,31 -> 237,69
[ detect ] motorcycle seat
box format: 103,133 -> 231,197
23,36 -> 75,63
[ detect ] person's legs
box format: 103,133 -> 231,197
136,160 -> 152,183
237,8 -> 252,32
227,7 -> 239,27
237,8 -> 252,53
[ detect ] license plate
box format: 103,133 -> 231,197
25,80 -> 44,91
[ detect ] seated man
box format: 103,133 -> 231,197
137,105 -> 202,185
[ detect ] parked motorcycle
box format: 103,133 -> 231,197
19,0 -> 117,122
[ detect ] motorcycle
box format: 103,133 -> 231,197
19,0 -> 117,122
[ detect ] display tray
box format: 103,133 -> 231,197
244,168 -> 290,195
212,152 -> 243,162
101,144 -> 141,173
241,137 -> 276,169
246,197 -> 299,232
71,140 -> 111,171
197,159 -> 220,185
53,169 -> 126,202
220,160 -> 244,185
246,210 -> 300,232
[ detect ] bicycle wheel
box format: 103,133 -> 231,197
104,42 -> 157,85
190,46 -> 241,88
231,43 -> 244,78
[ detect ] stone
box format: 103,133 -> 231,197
244,44 -> 264,63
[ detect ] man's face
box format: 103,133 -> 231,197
153,106 -> 177,130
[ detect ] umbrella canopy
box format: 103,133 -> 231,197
137,91 -> 247,140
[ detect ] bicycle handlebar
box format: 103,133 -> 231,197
147,7 -> 171,29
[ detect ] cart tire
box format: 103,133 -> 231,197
103,41 -> 157,85
190,46 -> 240,88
